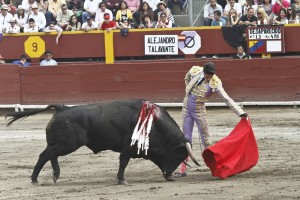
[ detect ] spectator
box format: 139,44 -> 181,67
287,6 -> 299,23
167,0 -> 186,14
293,0 -> 300,17
5,17 -> 20,33
242,0 -> 258,15
156,1 -> 175,27
12,54 -> 30,67
155,12 -> 172,28
115,1 -> 133,25
36,0 -> 48,15
273,8 -> 288,24
0,54 -> 5,64
82,0 -> 101,24
98,12 -> 117,31
204,0 -> 223,26
57,3 -> 74,30
271,0 -> 290,17
238,7 -> 258,25
95,2 -> 113,26
257,7 -> 270,24
40,50 -> 58,66
211,10 -> 226,26
81,16 -> 97,31
14,5 -> 28,32
23,17 -> 39,32
138,13 -> 155,28
261,0 -> 273,16
46,0 -> 66,26
118,18 -> 131,29
67,0 -> 84,22
28,4 -> 46,31
0,5 -> 14,32
1,0 -> 17,14
44,21 -> 63,45
124,0 -> 140,13
233,45 -> 251,59
21,0 -> 36,14
136,1 -> 154,26
226,8 -> 239,25
106,0 -> 122,17
143,0 -> 160,11
65,14 -> 81,31
224,0 -> 242,19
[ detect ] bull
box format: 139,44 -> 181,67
6,100 -> 199,185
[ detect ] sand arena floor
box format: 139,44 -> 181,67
0,106 -> 299,200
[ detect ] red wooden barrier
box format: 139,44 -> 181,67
0,57 -> 297,105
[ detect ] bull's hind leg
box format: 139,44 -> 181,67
51,158 -> 60,183
116,153 -> 130,185
31,144 -> 79,184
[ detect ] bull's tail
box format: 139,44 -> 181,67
6,105 -> 69,126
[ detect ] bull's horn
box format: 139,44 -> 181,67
186,142 -> 201,166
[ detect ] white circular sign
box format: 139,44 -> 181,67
178,31 -> 201,54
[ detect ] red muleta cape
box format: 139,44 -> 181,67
202,118 -> 259,179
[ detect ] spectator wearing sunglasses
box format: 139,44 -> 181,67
256,7 -> 270,25
57,4 -> 74,30
287,6 -> 299,23
40,50 -> 58,66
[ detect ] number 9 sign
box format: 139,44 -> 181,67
24,36 -> 45,58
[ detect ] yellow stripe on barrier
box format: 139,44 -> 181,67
104,31 -> 114,64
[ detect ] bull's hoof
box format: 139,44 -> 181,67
165,175 -> 175,181
53,175 -> 59,183
31,180 -> 38,185
118,180 -> 128,185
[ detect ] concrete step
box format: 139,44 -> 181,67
173,15 -> 190,27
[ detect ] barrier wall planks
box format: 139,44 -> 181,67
0,58 -> 298,105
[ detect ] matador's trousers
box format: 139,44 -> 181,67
179,94 -> 211,173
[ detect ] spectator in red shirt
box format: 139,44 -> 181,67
98,13 -> 117,32
271,0 -> 290,17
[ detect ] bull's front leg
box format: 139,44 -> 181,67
117,153 -> 130,185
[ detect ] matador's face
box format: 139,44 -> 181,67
204,73 -> 214,82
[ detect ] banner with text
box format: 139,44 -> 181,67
145,35 -> 178,55
247,26 -> 284,54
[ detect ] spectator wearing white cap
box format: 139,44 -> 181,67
14,5 -> 28,32
0,5 -> 14,32
28,3 -> 46,31
4,17 -> 20,33
1,0 -> 17,14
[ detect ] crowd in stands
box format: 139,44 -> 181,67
1,0 -> 299,34
205,0 -> 300,27
0,0 -> 185,34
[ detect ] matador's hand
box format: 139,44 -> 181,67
239,113 -> 248,118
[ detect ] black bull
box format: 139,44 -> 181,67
6,100 -> 199,184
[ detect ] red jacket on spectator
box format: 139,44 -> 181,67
272,0 -> 290,16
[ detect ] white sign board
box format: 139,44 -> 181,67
248,27 -> 282,40
144,35 -> 178,55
